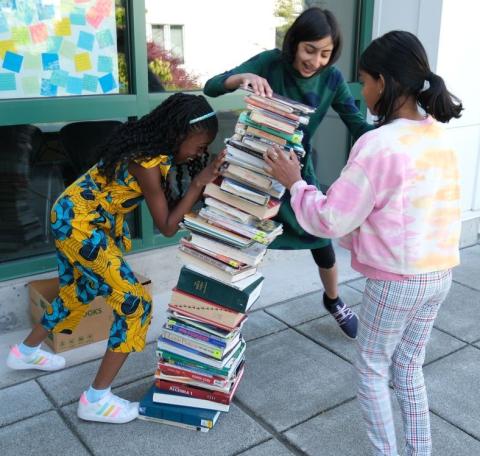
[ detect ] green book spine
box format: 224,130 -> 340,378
176,266 -> 262,313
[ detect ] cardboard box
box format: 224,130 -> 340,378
29,273 -> 151,353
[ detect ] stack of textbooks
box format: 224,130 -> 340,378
139,90 -> 315,431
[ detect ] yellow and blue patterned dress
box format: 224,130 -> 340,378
43,156 -> 171,353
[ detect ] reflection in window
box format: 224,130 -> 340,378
0,0 -> 129,98
144,0 -> 357,91
0,120 -> 139,263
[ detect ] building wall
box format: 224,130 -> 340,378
373,0 -> 480,218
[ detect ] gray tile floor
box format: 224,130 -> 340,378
1,244 -> 479,456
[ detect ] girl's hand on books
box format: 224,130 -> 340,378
230,73 -> 273,98
263,146 -> 302,190
193,151 -> 227,188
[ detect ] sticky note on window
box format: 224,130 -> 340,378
61,0 -> 76,15
77,31 -> 95,51
96,29 -> 114,48
2,51 -> 23,73
40,78 -> 58,97
42,53 -> 60,71
66,76 -> 83,95
99,73 -> 117,93
0,40 -> 16,59
21,76 -> 40,95
30,23 -> 48,44
11,26 -> 30,46
38,5 -> 55,21
60,40 -> 76,59
96,0 -> 113,16
86,8 -> 104,29
23,53 -> 41,70
47,36 -> 63,53
0,73 -> 16,91
97,55 -> 113,73
55,18 -> 72,36
82,74 -> 98,92
51,70 -> 69,88
0,13 -> 8,33
70,9 -> 86,26
74,52 -> 92,72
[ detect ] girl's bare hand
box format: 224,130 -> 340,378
263,145 -> 302,189
193,150 -> 227,188
229,73 -> 273,98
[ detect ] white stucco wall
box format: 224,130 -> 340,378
373,0 -> 480,216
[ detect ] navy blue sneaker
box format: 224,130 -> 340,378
323,294 -> 358,339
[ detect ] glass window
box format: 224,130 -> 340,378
0,119 -> 139,264
0,0 -> 130,98
144,0 -> 358,93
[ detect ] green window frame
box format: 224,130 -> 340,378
0,0 -> 374,281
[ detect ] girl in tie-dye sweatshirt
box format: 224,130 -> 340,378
265,31 -> 463,456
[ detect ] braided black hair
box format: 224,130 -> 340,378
98,93 -> 218,203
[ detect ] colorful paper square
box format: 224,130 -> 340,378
47,36 -> 63,53
42,53 -> 60,71
38,5 -> 55,21
74,52 -> 92,72
70,10 -> 86,26
60,40 -> 76,59
21,76 -> 40,95
86,8 -> 104,28
66,76 -> 83,95
82,74 -> 98,92
2,51 -> 23,73
30,23 -> 48,44
40,78 -> 57,97
54,18 -> 72,36
0,73 -> 16,91
51,69 -> 69,88
96,0 -> 113,16
0,40 -> 16,59
11,26 -> 30,46
99,72 -> 117,93
60,0 -> 76,15
77,31 -> 94,51
0,13 -> 8,33
97,55 -> 113,73
96,29 -> 114,48
23,53 -> 41,70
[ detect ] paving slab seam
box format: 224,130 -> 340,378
451,279 -> 480,293
230,438 -> 276,456
430,325 -> 476,346
233,398 -> 311,456
429,408 -> 480,443
34,376 -> 95,455
261,312 -> 355,366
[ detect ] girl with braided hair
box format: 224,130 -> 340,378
6,93 -> 225,424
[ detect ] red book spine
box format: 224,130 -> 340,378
156,364 -> 226,386
155,379 -> 230,405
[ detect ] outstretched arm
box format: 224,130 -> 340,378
129,152 -> 226,237
264,146 -> 375,238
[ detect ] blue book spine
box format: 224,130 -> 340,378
139,385 -> 218,428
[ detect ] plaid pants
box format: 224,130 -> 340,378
355,270 -> 452,456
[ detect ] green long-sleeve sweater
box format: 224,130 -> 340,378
204,49 -> 373,250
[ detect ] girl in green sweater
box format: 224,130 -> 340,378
204,7 -> 373,339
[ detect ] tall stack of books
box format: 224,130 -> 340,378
139,90 -> 315,431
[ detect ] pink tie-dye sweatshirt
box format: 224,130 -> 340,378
290,116 -> 461,279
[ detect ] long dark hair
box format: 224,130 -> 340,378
282,7 -> 342,66
98,93 -> 218,202
359,30 -> 463,125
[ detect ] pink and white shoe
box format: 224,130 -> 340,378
77,391 -> 139,424
6,344 -> 66,371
